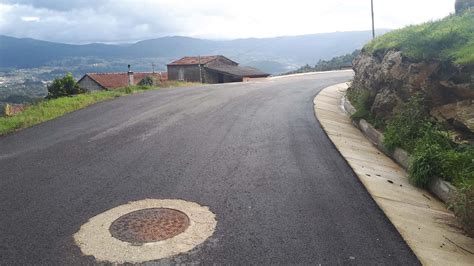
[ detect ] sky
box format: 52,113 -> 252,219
0,0 -> 455,44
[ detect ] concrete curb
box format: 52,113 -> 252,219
342,96 -> 457,204
315,84 -> 474,265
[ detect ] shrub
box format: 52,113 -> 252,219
348,89 -> 372,120
383,94 -> 429,152
408,123 -> 453,186
450,183 -> 474,236
47,73 -> 85,99
440,147 -> 474,185
346,88 -> 386,128
138,76 -> 155,86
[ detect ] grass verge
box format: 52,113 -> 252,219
0,81 -> 195,136
364,11 -> 474,65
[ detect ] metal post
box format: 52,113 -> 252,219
371,0 -> 375,39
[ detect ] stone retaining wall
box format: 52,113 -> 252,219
343,96 -> 457,203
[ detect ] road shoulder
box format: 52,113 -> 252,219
314,83 -> 474,266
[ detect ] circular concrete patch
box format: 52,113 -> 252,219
74,199 -> 217,263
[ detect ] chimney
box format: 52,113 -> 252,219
127,64 -> 134,86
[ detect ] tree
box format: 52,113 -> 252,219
46,73 -> 85,99
138,76 -> 155,86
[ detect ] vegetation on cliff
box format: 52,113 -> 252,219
364,11 -> 474,65
283,50 -> 359,75
350,9 -> 474,235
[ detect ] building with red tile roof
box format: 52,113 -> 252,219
77,71 -> 167,91
167,55 -> 269,84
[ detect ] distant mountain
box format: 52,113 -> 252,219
0,30 -> 389,74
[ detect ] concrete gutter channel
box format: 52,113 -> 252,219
342,94 -> 457,204
314,83 -> 474,265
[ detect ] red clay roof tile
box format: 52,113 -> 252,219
168,55 -> 222,65
86,72 -> 167,89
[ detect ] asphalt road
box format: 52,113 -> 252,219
0,71 -> 419,265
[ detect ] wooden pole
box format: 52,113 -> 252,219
198,56 -> 203,83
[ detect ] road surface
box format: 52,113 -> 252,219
0,72 -> 419,264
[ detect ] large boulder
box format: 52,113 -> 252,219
431,100 -> 474,133
352,50 -> 474,133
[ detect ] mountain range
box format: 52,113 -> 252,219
0,30 -> 388,74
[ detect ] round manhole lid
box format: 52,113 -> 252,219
109,208 -> 190,243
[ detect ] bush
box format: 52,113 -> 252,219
346,88 -> 385,128
138,76 -> 155,86
440,147 -> 474,185
47,73 -> 85,99
450,183 -> 474,236
408,123 -> 453,186
348,89 -> 372,120
383,94 -> 429,153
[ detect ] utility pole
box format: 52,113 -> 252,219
371,0 -> 375,39
198,56 -> 203,83
152,63 -> 155,73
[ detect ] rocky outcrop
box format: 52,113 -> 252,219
456,0 -> 474,14
431,100 -> 474,133
351,50 -> 474,135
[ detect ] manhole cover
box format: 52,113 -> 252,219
109,208 -> 190,243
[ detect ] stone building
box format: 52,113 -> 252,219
167,55 -> 269,84
77,67 -> 167,91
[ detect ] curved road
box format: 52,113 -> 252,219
0,71 -> 419,264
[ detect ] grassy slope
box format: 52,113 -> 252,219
364,11 -> 474,65
0,81 -> 194,136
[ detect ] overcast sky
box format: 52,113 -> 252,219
0,0 -> 454,44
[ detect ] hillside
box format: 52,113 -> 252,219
284,50 -> 360,75
364,12 -> 474,65
0,30 -> 388,73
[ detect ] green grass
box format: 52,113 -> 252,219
346,88 -> 385,129
0,81 -> 194,136
364,11 -> 474,65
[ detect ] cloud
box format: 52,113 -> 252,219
20,16 -> 39,22
0,0 -> 455,43
1,0 -> 110,11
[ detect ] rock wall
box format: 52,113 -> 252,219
455,0 -> 474,14
351,51 -> 474,134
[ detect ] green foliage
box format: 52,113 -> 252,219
380,94 -> 473,192
46,73 -> 85,99
364,12 -> 474,65
138,76 -> 155,86
408,123 -> 454,186
383,94 -> 429,152
347,89 -> 372,120
285,50 -> 359,75
440,147 -> 474,185
0,81 -> 196,135
450,183 -> 474,236
346,88 -> 385,128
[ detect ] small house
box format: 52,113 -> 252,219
77,67 -> 168,91
167,55 -> 269,84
